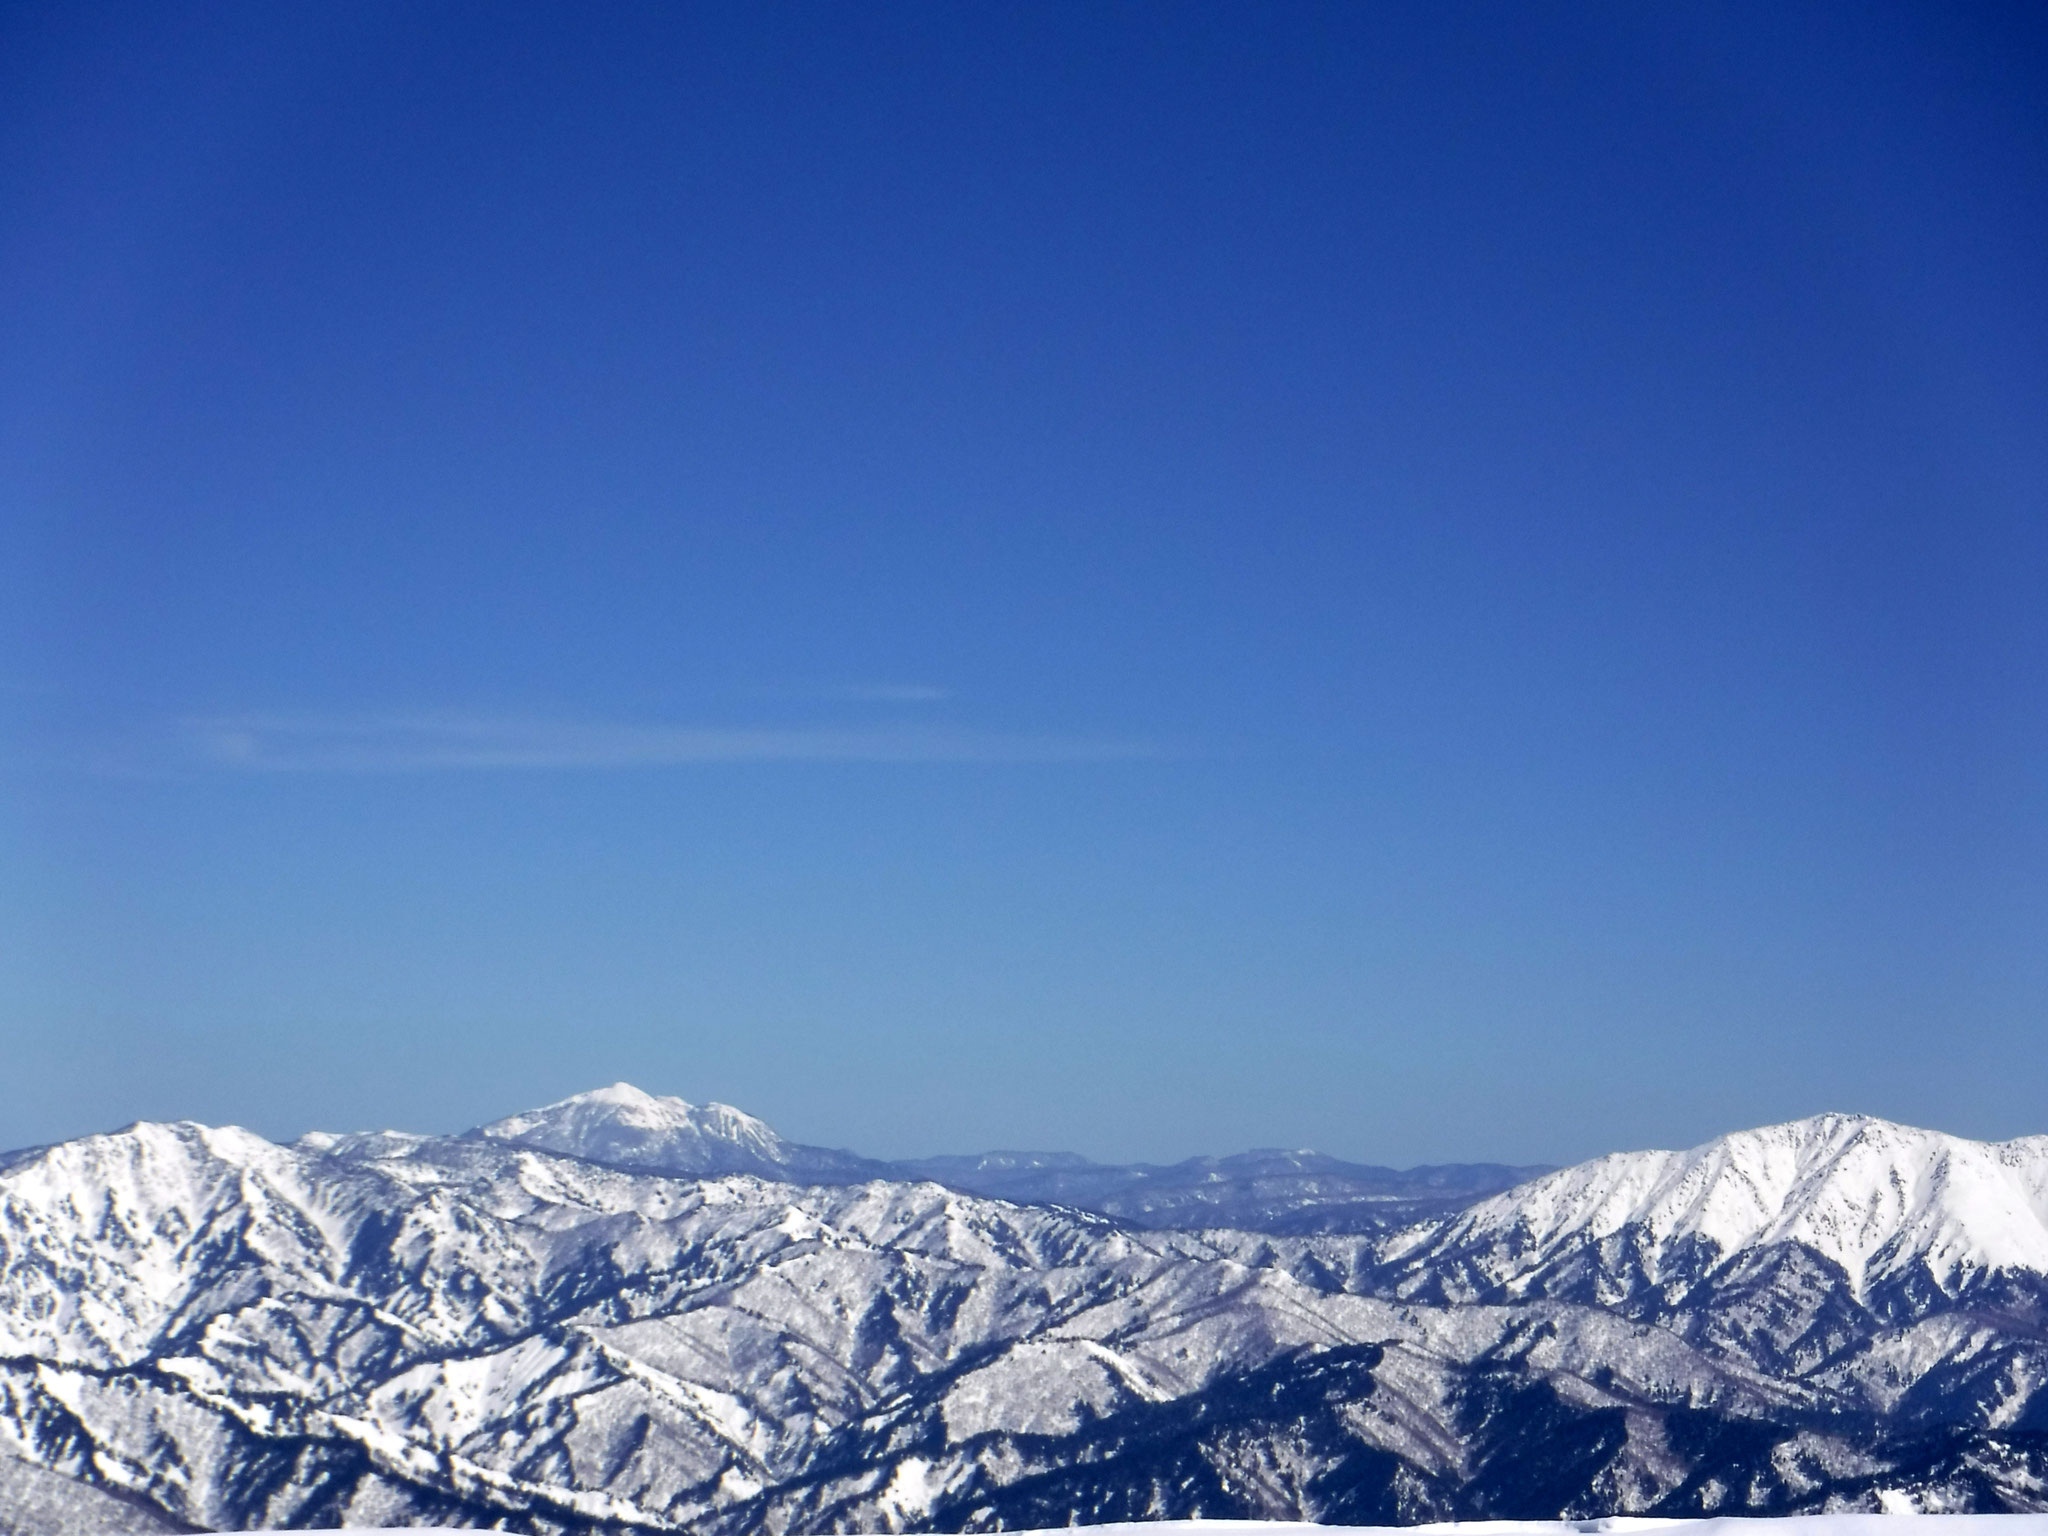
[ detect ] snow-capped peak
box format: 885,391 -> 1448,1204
470,1083 -> 785,1169
466,1083 -> 888,1183
1395,1111 -> 2048,1296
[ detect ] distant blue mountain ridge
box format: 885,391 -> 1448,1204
452,1081 -> 1553,1233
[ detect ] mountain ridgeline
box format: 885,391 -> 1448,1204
449,1081 -> 1553,1234
2,1086 -> 2046,1533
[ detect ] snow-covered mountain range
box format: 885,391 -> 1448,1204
889,1144 -> 1551,1235
417,1082 -> 1546,1235
1381,1113 -> 2048,1304
2,1089 -> 2046,1533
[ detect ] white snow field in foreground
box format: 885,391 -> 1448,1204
1054,1523 -> 2048,1536
1084,1523 -> 2048,1536
204,1522 -> 2048,1536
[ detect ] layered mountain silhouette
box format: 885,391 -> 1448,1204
445,1081 -> 1547,1235
2,1088 -> 2045,1532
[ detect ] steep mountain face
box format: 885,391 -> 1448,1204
1377,1114 -> 2048,1319
1,1102 -> 2045,1533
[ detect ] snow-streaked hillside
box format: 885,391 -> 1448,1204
466,1081 -> 890,1183
0,1450 -> 186,1535
2,1097 -> 2047,1532
1380,1113 -> 2048,1304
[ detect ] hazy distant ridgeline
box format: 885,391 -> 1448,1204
449,1081 -> 1551,1235
2,1088 -> 2047,1532
888,1147 -> 1553,1235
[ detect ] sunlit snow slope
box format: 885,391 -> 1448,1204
1,1097 -> 2046,1532
1380,1114 -> 2048,1304
469,1081 -> 890,1183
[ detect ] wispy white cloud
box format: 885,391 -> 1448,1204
183,713 -> 1154,772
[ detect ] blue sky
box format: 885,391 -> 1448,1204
3,3 -> 2044,1164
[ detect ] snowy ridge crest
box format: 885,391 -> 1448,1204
1387,1112 -> 2048,1298
5,1095 -> 2048,1531
472,1083 -> 788,1168
465,1082 -> 886,1183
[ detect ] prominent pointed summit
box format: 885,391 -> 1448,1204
467,1083 -> 888,1183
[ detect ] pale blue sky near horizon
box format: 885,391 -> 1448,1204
3,2 -> 2044,1166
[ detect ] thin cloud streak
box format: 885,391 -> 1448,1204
184,714 -> 1157,772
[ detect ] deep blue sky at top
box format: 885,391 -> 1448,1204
2,3 -> 2044,1164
